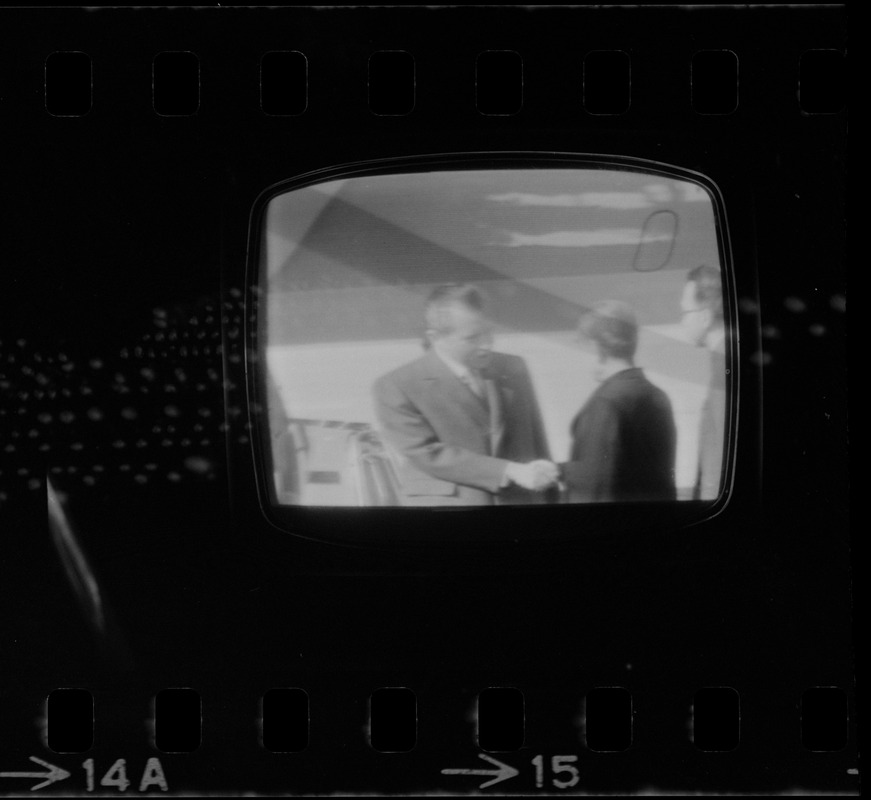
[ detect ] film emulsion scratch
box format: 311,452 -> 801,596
0,4 -> 852,797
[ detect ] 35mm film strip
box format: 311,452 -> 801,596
1,4 -> 853,797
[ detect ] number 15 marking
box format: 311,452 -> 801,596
531,755 -> 580,790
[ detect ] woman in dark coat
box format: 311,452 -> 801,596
560,300 -> 677,503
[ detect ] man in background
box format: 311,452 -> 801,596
680,264 -> 727,501
372,283 -> 558,506
560,300 -> 677,503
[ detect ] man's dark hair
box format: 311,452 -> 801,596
578,299 -> 639,362
424,283 -> 486,336
687,264 -> 724,322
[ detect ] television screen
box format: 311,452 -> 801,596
256,164 -> 731,510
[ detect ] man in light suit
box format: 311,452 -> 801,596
372,284 -> 558,506
680,264 -> 727,501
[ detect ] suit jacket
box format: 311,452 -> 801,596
695,341 -> 727,501
561,367 -> 677,503
372,350 -> 552,505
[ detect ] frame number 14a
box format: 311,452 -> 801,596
0,757 -> 168,793
83,758 -> 168,792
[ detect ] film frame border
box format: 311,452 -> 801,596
0,3 -> 852,796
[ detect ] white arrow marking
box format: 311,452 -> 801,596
0,756 -> 71,791
442,752 -> 519,789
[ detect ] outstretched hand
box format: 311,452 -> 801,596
507,459 -> 560,491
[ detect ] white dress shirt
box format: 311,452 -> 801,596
432,348 -> 515,487
433,349 -> 485,399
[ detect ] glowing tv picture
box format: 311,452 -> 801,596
256,165 -> 730,508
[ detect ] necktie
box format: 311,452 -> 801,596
461,369 -> 485,399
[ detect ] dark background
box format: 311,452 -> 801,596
0,5 -> 852,796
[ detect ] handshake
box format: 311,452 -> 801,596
505,459 -> 562,492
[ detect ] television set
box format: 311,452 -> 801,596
240,154 -> 749,551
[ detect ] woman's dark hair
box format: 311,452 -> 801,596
577,299 -> 639,361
